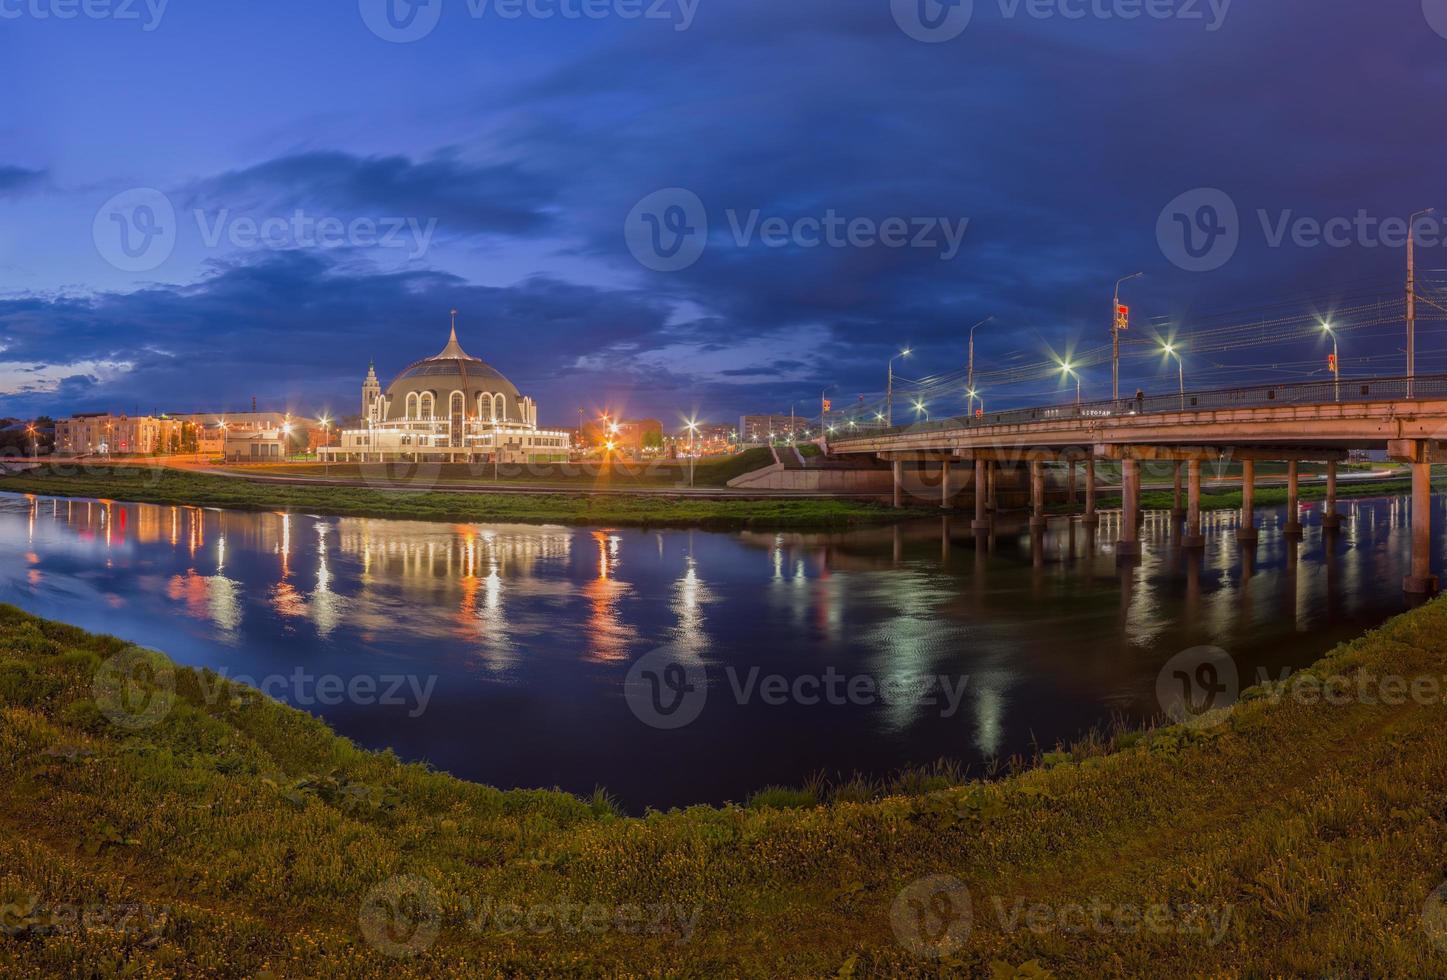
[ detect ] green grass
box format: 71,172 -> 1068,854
5,597 -> 1447,975
0,463 -> 921,531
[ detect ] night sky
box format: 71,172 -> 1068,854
3,1 -> 1447,427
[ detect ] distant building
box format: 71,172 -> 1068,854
55,414 -> 181,456
582,418 -> 662,454
738,414 -> 813,444
169,411 -> 305,458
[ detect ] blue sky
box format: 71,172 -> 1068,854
3,0 -> 1447,426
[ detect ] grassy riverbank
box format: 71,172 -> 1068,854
4,600 -> 1447,975
0,464 -> 918,531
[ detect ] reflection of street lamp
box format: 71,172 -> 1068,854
1322,321 -> 1340,402
1161,343 -> 1185,410
886,348 -> 911,426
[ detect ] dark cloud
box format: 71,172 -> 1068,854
0,165 -> 45,197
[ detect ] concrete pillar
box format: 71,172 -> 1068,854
1082,459 -> 1099,526
1117,457 -> 1140,558
1029,459 -> 1047,529
1322,461 -> 1342,529
892,459 -> 903,510
987,464 -> 998,512
972,458 -> 991,531
940,459 -> 952,510
1405,460 -> 1439,595
1237,459 -> 1259,543
1172,461 -> 1186,520
1184,458 -> 1205,549
1284,461 -> 1303,537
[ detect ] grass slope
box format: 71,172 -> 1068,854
3,601 -> 1447,975
0,464 -> 920,531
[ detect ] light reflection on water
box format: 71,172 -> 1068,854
0,491 -> 1439,811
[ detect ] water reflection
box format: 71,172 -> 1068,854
0,490 -> 1439,811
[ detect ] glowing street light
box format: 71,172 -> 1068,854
886,347 -> 912,426
1059,360 -> 1082,406
1161,343 -> 1185,410
966,316 -> 993,418
913,399 -> 928,421
684,417 -> 700,487
1322,321 -> 1340,402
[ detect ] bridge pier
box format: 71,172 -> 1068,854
1322,460 -> 1342,529
972,457 -> 991,531
1237,459 -> 1259,544
1117,457 -> 1140,559
1284,461 -> 1304,537
1067,461 -> 1078,507
1183,458 -> 1205,549
1029,459 -> 1047,529
1390,440 -> 1440,595
1172,461 -> 1186,521
940,459 -> 952,510
892,459 -> 903,509
987,464 -> 998,512
1082,459 -> 1099,526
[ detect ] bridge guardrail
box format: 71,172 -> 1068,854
849,374 -> 1447,441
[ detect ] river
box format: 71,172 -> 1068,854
0,490 -> 1438,811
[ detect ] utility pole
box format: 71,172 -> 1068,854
1408,208 -> 1434,399
887,348 -> 911,426
967,315 -> 993,417
1112,273 -> 1143,401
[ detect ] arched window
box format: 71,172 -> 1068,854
450,391 -> 464,416
493,393 -> 507,422
420,393 -> 435,420
405,392 -> 418,420
477,391 -> 493,421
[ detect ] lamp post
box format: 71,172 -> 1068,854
1059,361 -> 1081,406
967,315 -> 993,417
1112,272 -> 1144,401
26,425 -> 36,460
886,348 -> 911,426
1408,208 -> 1434,399
319,416 -> 331,476
1322,321 -> 1340,403
685,418 -> 699,488
913,399 -> 928,421
1162,343 -> 1185,410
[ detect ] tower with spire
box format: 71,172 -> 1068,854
361,359 -> 381,421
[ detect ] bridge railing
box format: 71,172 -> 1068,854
851,373 -> 1447,440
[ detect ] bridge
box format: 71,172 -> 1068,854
827,374 -> 1447,595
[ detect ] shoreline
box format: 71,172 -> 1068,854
3,596 -> 1447,973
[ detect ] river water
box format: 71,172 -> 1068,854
0,491 -> 1439,811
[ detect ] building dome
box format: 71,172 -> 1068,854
379,327 -> 528,425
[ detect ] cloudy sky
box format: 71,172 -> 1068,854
3,0 -> 1447,426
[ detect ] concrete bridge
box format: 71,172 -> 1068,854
827,374 -> 1447,594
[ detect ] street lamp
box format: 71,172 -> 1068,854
684,417 -> 699,487
1059,360 -> 1081,406
1112,272 -> 1144,400
1161,343 -> 1185,410
886,348 -> 912,426
26,425 -> 36,460
319,415 -> 332,475
1408,207 -> 1435,399
1322,321 -> 1340,403
967,315 -> 993,417
913,399 -> 928,421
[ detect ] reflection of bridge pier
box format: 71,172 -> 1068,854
838,380 -> 1447,594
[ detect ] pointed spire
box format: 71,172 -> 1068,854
436,309 -> 471,360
